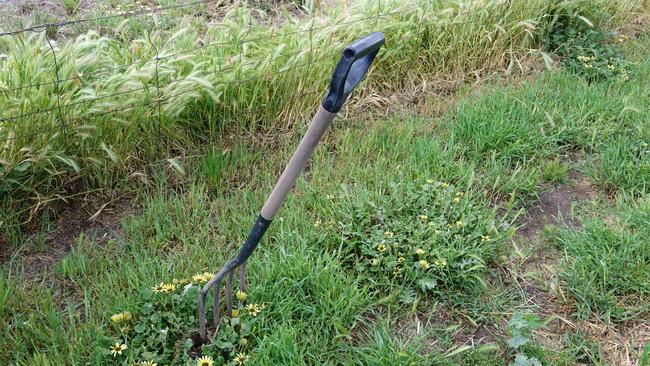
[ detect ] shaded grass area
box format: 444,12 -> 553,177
2,23 -> 650,366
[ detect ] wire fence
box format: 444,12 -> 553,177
6,0 -> 619,232
0,0 -> 555,149
5,6 -> 383,148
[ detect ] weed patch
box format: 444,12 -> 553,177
506,311 -> 543,366
545,1 -> 633,83
100,273 -> 264,365
328,180 -> 511,302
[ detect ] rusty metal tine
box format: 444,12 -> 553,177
226,271 -> 233,317
239,262 -> 246,292
212,278 -> 222,330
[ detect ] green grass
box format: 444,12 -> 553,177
7,58 -> 650,361
543,159 -> 570,184
550,197 -> 650,323
2,3 -> 650,366
1,0 -> 645,238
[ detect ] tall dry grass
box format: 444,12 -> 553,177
0,0 -> 645,237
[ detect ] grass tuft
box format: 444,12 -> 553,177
551,197 -> 650,322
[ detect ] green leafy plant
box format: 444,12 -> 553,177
507,311 -> 542,366
102,272 -> 264,365
544,2 -> 632,83
329,180 -> 509,299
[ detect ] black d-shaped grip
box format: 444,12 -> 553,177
322,32 -> 385,113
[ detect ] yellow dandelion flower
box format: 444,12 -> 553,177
383,230 -> 394,238
152,282 -> 165,294
192,273 -> 206,283
141,361 -> 157,366
434,230 -> 441,235
441,182 -> 449,189
326,194 -> 334,200
456,220 -> 465,227
314,220 -> 321,228
246,303 -> 264,317
377,244 -> 387,253
481,235 -> 491,242
110,342 -> 127,357
426,179 -> 434,184
453,234 -> 460,239
398,256 -> 405,263
172,277 -> 190,286
415,248 -> 425,256
162,283 -> 176,293
434,258 -> 447,268
111,312 -> 125,323
455,191 -> 464,197
246,304 -> 258,316
196,355 -> 214,366
419,214 -> 428,221
370,258 -> 380,266
620,70 -> 629,81
236,291 -> 248,302
607,64 -> 615,70
392,267 -> 402,276
453,197 -> 461,203
419,260 -> 430,270
231,309 -> 240,318
193,272 -> 214,283
234,353 -> 249,365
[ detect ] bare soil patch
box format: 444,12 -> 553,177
517,170 -> 598,240
513,170 -> 599,320
3,198 -> 132,282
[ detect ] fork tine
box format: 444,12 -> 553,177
226,271 -> 233,317
212,278 -> 221,330
199,214 -> 272,342
238,262 -> 246,292
198,288 -> 208,342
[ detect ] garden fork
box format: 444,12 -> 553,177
198,32 -> 385,343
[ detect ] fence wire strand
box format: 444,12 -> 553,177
0,1 -> 552,144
